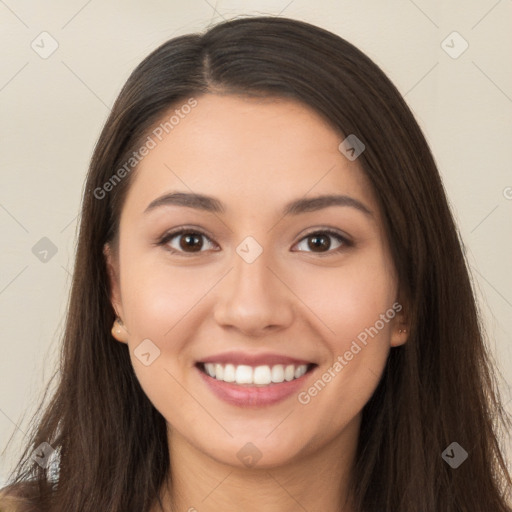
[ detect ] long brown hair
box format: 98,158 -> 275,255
2,15 -> 511,512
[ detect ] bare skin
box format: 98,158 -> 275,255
106,93 -> 408,512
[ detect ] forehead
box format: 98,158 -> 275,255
123,93 -> 378,218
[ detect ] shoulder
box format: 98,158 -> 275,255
0,484 -> 40,512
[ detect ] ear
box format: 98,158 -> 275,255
104,243 -> 129,344
389,299 -> 409,348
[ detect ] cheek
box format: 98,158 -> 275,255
291,250 -> 397,345
118,258 -> 202,417
292,249 -> 396,412
120,256 -> 207,339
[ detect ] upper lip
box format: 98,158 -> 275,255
198,351 -> 315,367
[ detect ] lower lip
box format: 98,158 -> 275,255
196,365 -> 316,408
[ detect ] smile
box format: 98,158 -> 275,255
197,362 -> 316,387
195,360 -> 318,408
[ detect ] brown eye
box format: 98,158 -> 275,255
178,232 -> 204,252
307,233 -> 331,251
294,230 -> 351,255
160,229 -> 216,254
158,228 -> 352,257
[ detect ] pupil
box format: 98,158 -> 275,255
309,234 -> 329,251
181,233 -> 202,252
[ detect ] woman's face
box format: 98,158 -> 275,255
106,93 -> 407,469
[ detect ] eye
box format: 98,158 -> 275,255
157,227 -> 217,255
156,227 -> 352,256
293,229 -> 352,255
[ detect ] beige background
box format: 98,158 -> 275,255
1,0 -> 511,486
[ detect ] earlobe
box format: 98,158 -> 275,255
390,327 -> 408,347
391,326 -> 409,347
111,317 -> 129,344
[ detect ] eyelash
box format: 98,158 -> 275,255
156,226 -> 353,257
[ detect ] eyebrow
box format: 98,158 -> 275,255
144,191 -> 373,217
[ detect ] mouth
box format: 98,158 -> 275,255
195,361 -> 318,387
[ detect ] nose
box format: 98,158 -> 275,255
213,245 -> 294,336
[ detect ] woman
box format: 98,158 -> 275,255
1,15 -> 511,512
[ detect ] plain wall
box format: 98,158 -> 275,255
1,0 -> 511,486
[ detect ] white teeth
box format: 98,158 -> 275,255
253,365 -> 272,385
235,365 -> 253,384
271,364 -> 285,383
294,365 -> 307,379
215,364 -> 224,381
223,363 -> 236,382
205,363 -> 215,377
284,364 -> 295,381
202,362 -> 310,386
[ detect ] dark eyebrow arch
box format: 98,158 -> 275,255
144,191 -> 373,217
